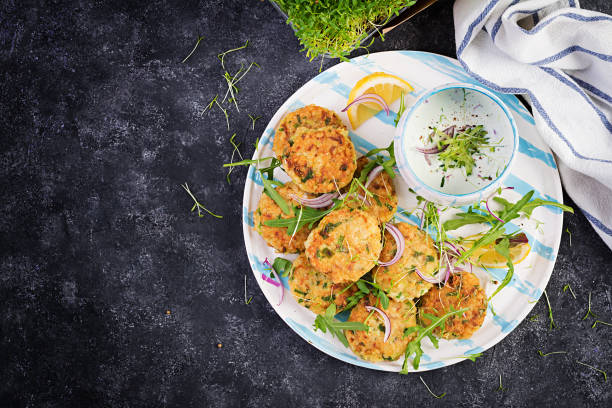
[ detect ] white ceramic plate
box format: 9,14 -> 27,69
242,51 -> 563,372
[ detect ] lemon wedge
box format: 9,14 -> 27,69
463,234 -> 531,268
346,72 -> 414,129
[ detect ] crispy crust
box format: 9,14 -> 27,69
345,295 -> 418,362
373,223 -> 439,301
273,104 -> 344,159
420,272 -> 488,340
305,208 -> 382,283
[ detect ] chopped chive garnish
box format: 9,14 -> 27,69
543,289 -> 556,329
181,183 -> 223,219
562,284 -> 577,299
582,291 -> 598,320
576,361 -> 607,382
538,350 -> 567,357
181,35 -> 205,63
419,376 -> 446,399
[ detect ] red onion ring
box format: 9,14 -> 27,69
364,166 -> 384,191
290,192 -> 339,209
365,305 -> 391,343
262,258 -> 284,305
415,267 -> 443,284
342,93 -> 390,116
444,241 -> 463,257
378,223 -> 405,267
416,126 -> 456,155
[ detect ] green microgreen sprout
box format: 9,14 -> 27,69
313,304 -> 368,347
496,374 -> 507,392
576,361 -> 607,382
248,114 -> 262,130
394,92 -> 406,127
182,35 -> 205,63
566,227 -> 572,246
592,320 -> 612,328
434,125 -> 491,177
222,61 -> 259,112
582,291 -> 598,320
543,289 -> 556,330
457,353 -> 482,362
226,133 -> 244,184
202,94 -> 219,114
181,183 -> 223,219
400,307 -> 469,373
529,314 -> 539,321
419,376 -> 446,399
217,40 -> 249,69
244,275 -> 253,305
537,350 -> 567,357
563,284 -> 577,299
272,1 -> 416,62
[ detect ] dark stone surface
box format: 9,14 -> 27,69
1,0 -> 611,407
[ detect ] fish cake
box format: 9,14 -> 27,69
288,254 -> 356,315
305,208 -> 382,283
273,104 -> 344,158
253,182 -> 314,253
420,272 -> 487,339
345,157 -> 398,222
283,126 -> 356,194
373,223 -> 439,301
345,295 -> 418,362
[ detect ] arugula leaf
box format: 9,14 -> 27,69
494,197 -> 574,218
456,191 -> 534,264
259,171 -> 291,215
488,237 -> 514,299
400,307 -> 469,373
272,257 -> 293,278
313,304 -> 368,347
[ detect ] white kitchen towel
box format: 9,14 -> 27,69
453,0 -> 612,249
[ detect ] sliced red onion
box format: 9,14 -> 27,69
342,93 -> 390,116
290,192 -> 339,209
262,258 -> 284,305
364,166 -> 384,190
378,223 -> 405,267
415,267 -> 442,284
416,126 -> 456,155
444,241 -> 463,257
261,273 -> 280,287
507,233 -> 529,246
365,305 -> 391,343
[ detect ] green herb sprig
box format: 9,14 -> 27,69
182,35 -> 205,63
182,183 -> 223,219
273,1 -> 416,63
435,125 -> 490,176
576,361 -> 607,382
400,307 -> 469,373
419,376 -> 446,399
543,289 -> 557,330
313,304 -> 369,347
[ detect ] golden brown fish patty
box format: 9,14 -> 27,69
305,208 -> 382,283
344,157 -> 398,222
288,254 -> 356,315
273,104 -> 344,158
345,295 -> 417,362
283,126 -> 356,194
374,223 -> 439,301
420,272 -> 487,339
253,182 -> 314,253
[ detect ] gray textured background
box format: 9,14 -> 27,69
1,0 -> 611,407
